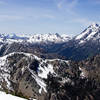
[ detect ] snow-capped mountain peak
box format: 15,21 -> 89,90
27,33 -> 71,43
75,23 -> 100,43
89,23 -> 99,28
0,33 -> 70,44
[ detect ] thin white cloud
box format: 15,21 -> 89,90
27,13 -> 55,20
57,0 -> 63,9
42,14 -> 55,19
0,0 -> 7,5
55,0 -> 99,26
0,15 -> 24,21
56,0 -> 78,15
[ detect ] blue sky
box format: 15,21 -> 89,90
0,0 -> 100,35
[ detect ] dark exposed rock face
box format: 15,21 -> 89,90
1,38 -> 100,62
57,40 -> 100,61
0,42 -> 65,60
0,52 -> 100,100
45,55 -> 100,100
0,53 -> 47,99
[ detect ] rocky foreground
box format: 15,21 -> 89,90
0,52 -> 100,100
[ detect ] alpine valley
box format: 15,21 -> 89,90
0,23 -> 100,100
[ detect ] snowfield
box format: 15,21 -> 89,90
0,33 -> 71,44
75,23 -> 100,44
0,91 -> 27,100
0,91 -> 37,100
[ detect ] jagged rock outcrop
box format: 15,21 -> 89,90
0,52 -> 100,100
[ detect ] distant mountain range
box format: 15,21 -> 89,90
0,23 -> 100,44
0,23 -> 100,61
0,33 -> 70,44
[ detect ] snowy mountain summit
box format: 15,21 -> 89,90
75,23 -> 100,43
0,33 -> 70,44
27,33 -> 70,43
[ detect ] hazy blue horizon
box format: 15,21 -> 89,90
0,0 -> 100,35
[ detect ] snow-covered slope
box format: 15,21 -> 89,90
0,33 -> 70,44
0,52 -> 99,100
0,33 -> 28,43
0,52 -> 70,99
0,91 -> 28,100
0,52 -> 53,94
27,33 -> 70,43
0,91 -> 37,100
75,23 -> 100,43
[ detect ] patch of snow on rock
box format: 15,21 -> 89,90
38,61 -> 54,79
0,91 -> 27,100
